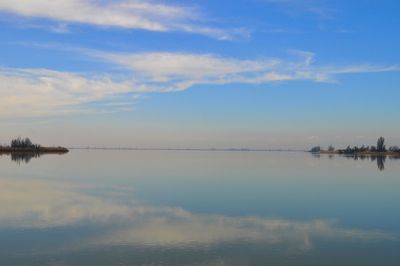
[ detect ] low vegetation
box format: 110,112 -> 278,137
0,137 -> 68,153
310,137 -> 400,155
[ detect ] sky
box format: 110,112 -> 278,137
0,0 -> 399,149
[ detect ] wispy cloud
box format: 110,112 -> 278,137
0,0 -> 239,40
1,50 -> 398,118
0,67 -> 137,118
92,50 -> 399,91
261,0 -> 335,19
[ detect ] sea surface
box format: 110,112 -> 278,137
1,150 -> 399,266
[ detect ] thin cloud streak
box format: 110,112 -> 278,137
0,0 -> 240,40
261,0 -> 335,19
93,50 -> 399,91
0,50 -> 398,118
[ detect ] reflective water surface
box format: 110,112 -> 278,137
1,150 -> 399,265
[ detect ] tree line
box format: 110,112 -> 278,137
310,137 -> 400,154
0,137 -> 41,150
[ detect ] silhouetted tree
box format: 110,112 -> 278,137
389,146 -> 400,152
328,145 -> 335,152
344,145 -> 353,154
377,137 -> 386,152
310,146 -> 321,153
24,138 -> 32,147
359,145 -> 369,152
10,137 -> 39,149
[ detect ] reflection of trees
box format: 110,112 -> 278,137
353,155 -> 388,171
1,151 -> 67,164
312,153 -> 320,159
313,153 -> 400,171
371,156 -> 386,171
11,152 -> 41,164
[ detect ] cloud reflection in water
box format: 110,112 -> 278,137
0,179 -> 395,252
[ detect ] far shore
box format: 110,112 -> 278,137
0,147 -> 69,153
0,137 -> 69,155
309,137 -> 400,157
319,150 -> 400,156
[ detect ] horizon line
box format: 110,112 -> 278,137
67,147 -> 307,152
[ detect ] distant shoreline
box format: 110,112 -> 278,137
319,150 -> 400,156
309,137 -> 400,157
0,137 -> 69,155
68,147 -> 305,152
0,147 -> 69,153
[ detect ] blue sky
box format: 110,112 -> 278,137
0,0 -> 399,148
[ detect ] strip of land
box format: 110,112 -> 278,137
310,137 -> 400,156
319,150 -> 400,156
0,147 -> 69,153
0,137 -> 68,154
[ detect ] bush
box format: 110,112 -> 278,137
310,146 -> 321,153
389,146 -> 400,153
10,137 -> 40,149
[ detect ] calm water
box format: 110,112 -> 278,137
1,150 -> 399,266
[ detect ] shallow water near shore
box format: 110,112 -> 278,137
1,150 -> 400,265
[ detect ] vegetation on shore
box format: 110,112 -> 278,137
310,137 -> 400,155
0,137 -> 69,153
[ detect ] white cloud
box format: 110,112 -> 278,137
95,52 -> 280,86
1,51 -> 398,118
0,0 -> 237,39
93,50 -> 399,92
0,67 -> 136,118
